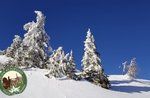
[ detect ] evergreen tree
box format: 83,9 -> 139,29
21,11 -> 50,68
127,58 -> 137,79
81,29 -> 102,74
5,35 -> 22,58
81,29 -> 110,89
65,50 -> 76,78
45,47 -> 66,78
45,47 -> 77,79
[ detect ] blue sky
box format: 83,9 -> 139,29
0,0 -> 150,79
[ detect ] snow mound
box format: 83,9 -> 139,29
0,69 -> 150,98
0,55 -> 13,69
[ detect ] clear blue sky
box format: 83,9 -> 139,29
0,0 -> 150,79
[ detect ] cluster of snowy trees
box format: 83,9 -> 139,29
5,11 -> 50,68
3,11 -> 110,89
45,47 -> 76,78
3,11 -> 139,89
122,58 -> 137,79
2,11 -> 76,79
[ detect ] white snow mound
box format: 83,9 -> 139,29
0,55 -> 13,65
0,68 -> 150,98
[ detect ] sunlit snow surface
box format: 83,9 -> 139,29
0,55 -> 150,98
0,55 -> 12,65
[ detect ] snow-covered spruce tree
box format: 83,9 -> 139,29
45,47 -> 76,79
81,29 -> 110,89
127,58 -> 137,79
5,35 -> 22,58
45,47 -> 66,78
65,50 -> 76,78
21,11 -> 50,68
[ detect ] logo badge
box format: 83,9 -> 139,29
0,67 -> 27,96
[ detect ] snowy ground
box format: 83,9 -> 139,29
0,55 -> 12,65
0,55 -> 150,98
0,55 -> 13,69
0,68 -> 149,98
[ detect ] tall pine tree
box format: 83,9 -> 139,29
81,29 -> 110,89
21,11 -> 50,68
81,29 -> 102,74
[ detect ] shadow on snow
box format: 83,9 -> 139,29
110,80 -> 150,93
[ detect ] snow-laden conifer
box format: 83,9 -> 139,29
21,11 -> 50,68
81,29 -> 110,89
65,50 -> 76,78
45,47 -> 66,78
5,35 -> 22,58
81,29 -> 102,75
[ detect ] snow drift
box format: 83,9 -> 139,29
0,55 -> 12,65
0,68 -> 150,98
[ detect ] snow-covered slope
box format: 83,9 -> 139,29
0,55 -> 12,65
0,55 -> 13,69
0,68 -> 150,98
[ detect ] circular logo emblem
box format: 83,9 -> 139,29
0,67 -> 27,96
